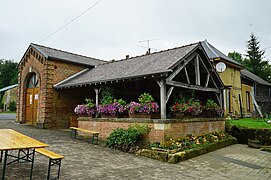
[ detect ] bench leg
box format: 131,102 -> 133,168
70,129 -> 77,138
92,134 -> 99,145
0,150 -> 2,163
47,158 -> 62,180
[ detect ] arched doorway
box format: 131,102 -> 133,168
25,73 -> 39,124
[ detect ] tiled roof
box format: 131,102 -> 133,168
0,84 -> 18,92
54,43 -> 199,88
241,69 -> 271,86
31,43 -> 106,66
201,40 -> 243,68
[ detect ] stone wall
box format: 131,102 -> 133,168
17,47 -> 86,128
78,118 -> 225,142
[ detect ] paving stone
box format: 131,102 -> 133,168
0,119 -> 271,179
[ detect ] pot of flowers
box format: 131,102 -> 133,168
202,99 -> 223,117
74,98 -> 96,119
127,93 -> 159,119
171,97 -> 202,118
170,102 -> 187,118
98,104 -> 118,118
186,99 -> 202,117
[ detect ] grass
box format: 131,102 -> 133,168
226,118 -> 271,129
0,111 -> 15,114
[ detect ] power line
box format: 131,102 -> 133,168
39,0 -> 103,43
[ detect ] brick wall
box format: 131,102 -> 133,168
78,118 -> 225,142
17,47 -> 87,128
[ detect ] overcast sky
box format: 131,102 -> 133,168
1,0 -> 271,62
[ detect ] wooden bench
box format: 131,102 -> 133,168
36,148 -> 64,180
70,127 -> 99,145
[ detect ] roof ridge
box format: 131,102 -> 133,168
95,42 -> 199,67
31,43 -> 106,62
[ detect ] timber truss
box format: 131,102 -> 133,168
165,51 -> 223,106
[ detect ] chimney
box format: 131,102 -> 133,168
125,55 -> 129,59
146,48 -> 151,55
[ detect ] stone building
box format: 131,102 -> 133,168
241,69 -> 271,115
0,84 -> 18,111
16,43 -> 105,128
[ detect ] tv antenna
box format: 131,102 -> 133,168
138,39 -> 159,53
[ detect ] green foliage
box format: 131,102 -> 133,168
85,98 -> 95,108
228,51 -> 244,65
226,118 -> 271,129
9,100 -> 16,111
226,121 -> 271,145
205,99 -> 219,110
228,34 -> 271,83
106,124 -> 150,152
0,59 -> 18,88
0,103 -> 3,109
114,98 -> 126,106
149,131 -> 228,150
100,86 -> 114,105
138,92 -> 154,103
245,33 -> 267,76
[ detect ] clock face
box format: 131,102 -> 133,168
215,62 -> 226,73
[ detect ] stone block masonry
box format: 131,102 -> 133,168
78,117 -> 225,142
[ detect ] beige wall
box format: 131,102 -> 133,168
241,84 -> 253,115
218,65 -> 242,116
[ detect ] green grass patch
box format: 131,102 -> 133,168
0,111 -> 16,114
226,118 -> 271,129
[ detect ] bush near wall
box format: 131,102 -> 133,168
226,123 -> 271,145
136,132 -> 236,164
106,124 -> 150,153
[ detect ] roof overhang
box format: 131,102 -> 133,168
54,70 -> 172,90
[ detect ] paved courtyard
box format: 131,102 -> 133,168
0,119 -> 271,180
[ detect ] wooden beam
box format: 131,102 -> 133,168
215,93 -> 222,107
166,87 -> 174,103
184,67 -> 190,84
166,80 -> 219,93
195,55 -> 200,85
198,55 -> 218,89
94,88 -> 101,108
156,80 -> 167,119
205,74 -> 210,87
167,52 -> 197,80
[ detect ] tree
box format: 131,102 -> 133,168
228,51 -> 244,65
0,59 -> 18,88
244,33 -> 269,78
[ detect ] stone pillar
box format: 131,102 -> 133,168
157,80 -> 166,119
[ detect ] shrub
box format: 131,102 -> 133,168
138,92 -> 154,103
100,87 -> 114,105
106,124 -> 150,152
9,100 -> 16,111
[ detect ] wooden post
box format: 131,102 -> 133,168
94,88 -> 101,117
195,55 -> 200,85
156,80 -> 166,119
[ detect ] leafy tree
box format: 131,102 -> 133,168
228,34 -> 271,83
0,59 -> 18,88
228,51 -> 244,65
244,33 -> 269,78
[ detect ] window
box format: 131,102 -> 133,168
27,73 -> 39,88
246,91 -> 250,112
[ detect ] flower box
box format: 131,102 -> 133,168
201,110 -> 219,118
175,112 -> 185,119
129,112 -> 150,119
101,113 -> 118,118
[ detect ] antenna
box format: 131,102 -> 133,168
138,39 -> 159,53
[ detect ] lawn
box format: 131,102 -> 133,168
226,118 -> 271,129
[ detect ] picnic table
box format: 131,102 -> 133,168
0,129 -> 48,180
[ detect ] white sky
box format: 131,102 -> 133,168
1,0 -> 271,62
